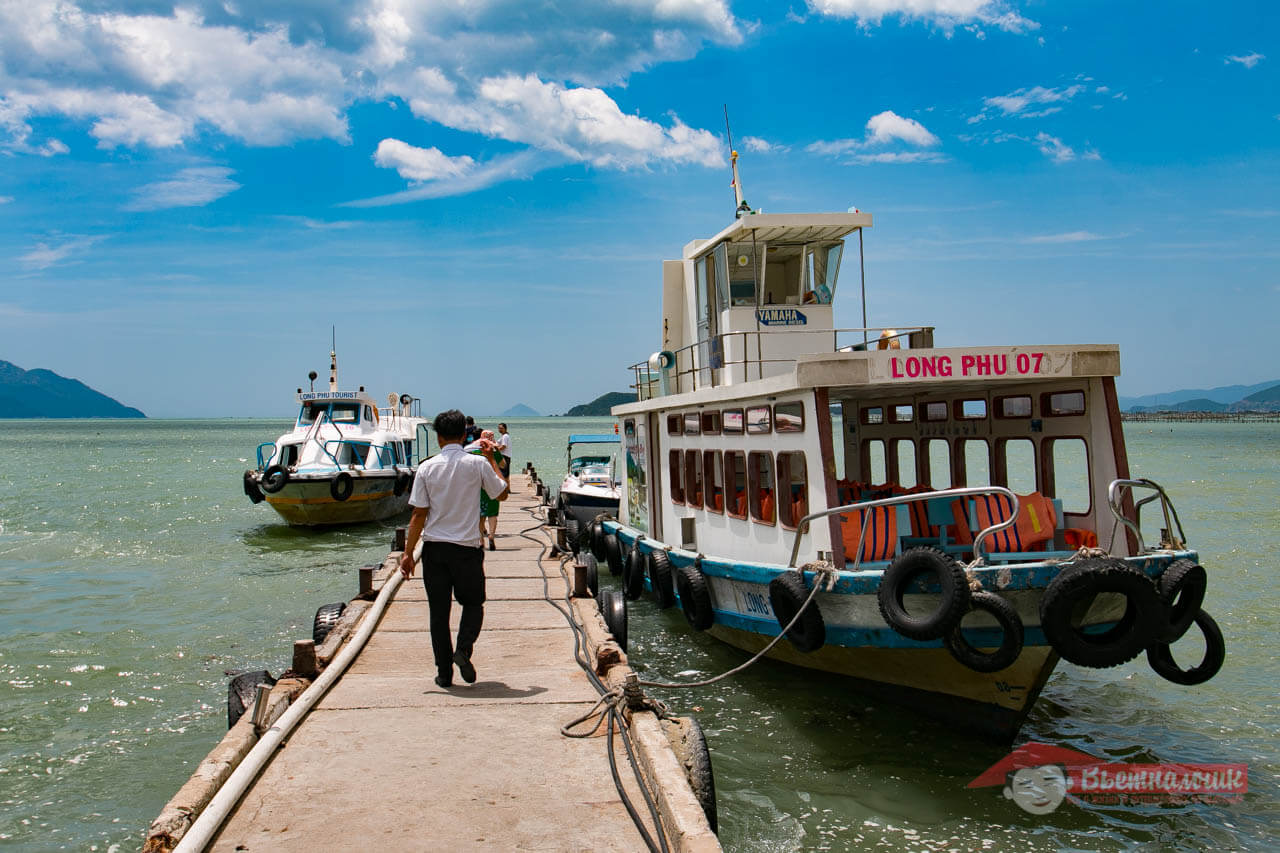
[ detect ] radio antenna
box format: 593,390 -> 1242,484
724,105 -> 748,217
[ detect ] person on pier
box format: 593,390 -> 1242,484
400,409 -> 509,689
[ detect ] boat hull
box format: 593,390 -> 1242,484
559,487 -> 620,529
261,472 -> 408,526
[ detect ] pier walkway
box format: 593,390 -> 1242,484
192,476 -> 703,852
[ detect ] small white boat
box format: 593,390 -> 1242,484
557,434 -> 621,543
242,349 -> 429,526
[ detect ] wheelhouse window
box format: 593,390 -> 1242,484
774,401 -> 805,433
894,439 -> 918,488
299,402 -> 322,424
331,402 -> 360,423
748,452 -> 776,524
1000,438 -> 1036,493
956,399 -> 987,420
684,450 -> 703,507
725,451 -> 747,518
997,395 -> 1032,418
704,450 -> 724,512
920,401 -> 948,422
684,413 -> 701,435
1044,391 -> 1086,416
701,411 -> 722,434
862,406 -> 884,425
777,451 -> 808,529
667,414 -> 682,435
723,409 -> 744,434
891,404 -> 914,424
961,439 -> 991,485
746,406 -> 772,434
926,439 -> 952,488
864,439 -> 887,485
668,450 -> 685,503
343,441 -> 370,466
1049,438 -> 1091,513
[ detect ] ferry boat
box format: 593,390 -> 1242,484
557,433 -> 621,547
589,191 -> 1225,739
242,349 -> 430,527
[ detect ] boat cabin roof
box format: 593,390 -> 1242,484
568,434 -> 621,446
685,212 -> 873,261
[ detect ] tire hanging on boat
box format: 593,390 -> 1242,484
647,551 -> 676,609
1155,558 -> 1208,642
944,591 -> 1024,673
598,588 -> 628,652
261,464 -> 289,493
1039,557 -> 1165,669
582,552 -> 600,599
674,560 -> 714,631
876,547 -> 971,641
768,571 -> 825,653
565,518 -> 581,552
1146,608 -> 1225,685
623,544 -> 647,601
330,472 -> 355,502
227,670 -> 276,729
312,602 -> 347,644
243,470 -> 264,504
603,533 -> 624,576
590,520 -> 608,561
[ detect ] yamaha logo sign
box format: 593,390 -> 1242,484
757,308 -> 807,326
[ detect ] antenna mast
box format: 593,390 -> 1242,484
724,105 -> 747,217
328,326 -> 338,392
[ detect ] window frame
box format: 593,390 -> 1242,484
668,449 -> 685,504
748,450 -> 776,525
724,450 -> 748,519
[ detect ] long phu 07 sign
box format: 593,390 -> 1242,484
870,348 -> 1076,382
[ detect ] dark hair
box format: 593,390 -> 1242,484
498,423 -> 507,430
434,409 -> 467,439
465,416 -> 475,425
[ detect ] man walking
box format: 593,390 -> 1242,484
496,423 -> 512,480
400,409 -> 508,688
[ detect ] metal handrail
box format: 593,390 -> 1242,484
321,439 -> 396,469
787,485 -> 1019,570
255,442 -> 276,471
1107,478 -> 1187,552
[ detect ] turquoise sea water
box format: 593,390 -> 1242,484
0,418 -> 1276,851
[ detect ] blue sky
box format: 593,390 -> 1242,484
1,0 -> 1276,417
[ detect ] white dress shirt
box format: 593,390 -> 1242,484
409,443 -> 507,548
497,432 -> 512,458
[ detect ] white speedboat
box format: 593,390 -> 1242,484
242,349 -> 429,526
557,434 -> 621,545
586,162 -> 1224,739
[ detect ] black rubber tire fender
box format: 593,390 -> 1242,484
679,717 -> 718,833
768,571 -> 826,653
227,670 -> 276,729
313,601 -> 347,644
944,590 -> 1024,673
393,470 -> 412,497
591,520 -> 609,562
623,544 -> 647,601
582,552 -> 600,599
243,470 -> 264,504
1039,557 -> 1165,668
1146,608 -> 1225,686
876,547 -> 971,641
674,561 -> 715,631
598,588 -> 628,652
330,472 -> 354,502
604,533 -> 624,576
565,518 -> 581,552
261,464 -> 289,493
1156,558 -> 1208,642
648,551 -> 676,609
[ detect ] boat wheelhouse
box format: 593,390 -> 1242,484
557,433 -> 621,544
589,209 -> 1223,739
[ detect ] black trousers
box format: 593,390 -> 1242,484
421,541 -> 486,679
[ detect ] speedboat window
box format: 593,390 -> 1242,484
331,403 -> 360,423
344,441 -> 371,466
299,402 -> 322,424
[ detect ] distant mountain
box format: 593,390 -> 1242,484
1119,379 -> 1280,410
1128,397 -> 1229,414
0,360 -> 145,419
1243,383 -> 1280,403
564,392 -> 637,417
500,402 -> 541,417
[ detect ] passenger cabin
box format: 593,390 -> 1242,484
616,212 -> 1132,571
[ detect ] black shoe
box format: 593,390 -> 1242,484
453,650 -> 477,684
434,674 -> 452,689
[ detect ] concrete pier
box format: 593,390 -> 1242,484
147,475 -> 718,852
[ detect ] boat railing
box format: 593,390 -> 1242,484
255,443 -> 277,471
1107,478 -> 1187,552
629,326 -> 935,400
320,439 -> 398,470
787,485 -> 1019,572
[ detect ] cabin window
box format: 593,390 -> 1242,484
684,450 -> 703,507
777,451 -> 808,529
1001,439 -> 1037,493
667,414 -> 682,435
668,450 -> 685,504
727,242 -> 760,306
895,440 -> 918,488
891,404 -> 914,424
299,402 -> 322,424
747,406 -> 772,434
862,406 -> 884,425
402,440 -> 413,464
364,405 -> 374,421
961,439 -> 991,485
1044,391 -> 1086,416
723,409 -> 744,434
704,450 -> 724,512
331,403 -> 360,423
920,401 -> 948,422
701,411 -> 722,434
865,439 -> 887,485
344,441 -> 371,466
1049,438 -> 1091,513
725,451 -> 747,518
956,399 -> 987,420
926,439 -> 952,488
774,402 -> 805,433
997,395 -> 1032,419
748,452 -> 776,524
684,413 -> 701,436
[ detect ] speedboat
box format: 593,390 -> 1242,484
557,433 -> 620,547
242,349 -> 429,526
586,165 -> 1225,739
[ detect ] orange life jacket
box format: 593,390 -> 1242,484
840,506 -> 897,562
972,492 -> 1056,553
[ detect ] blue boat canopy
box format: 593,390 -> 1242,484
568,434 -> 620,445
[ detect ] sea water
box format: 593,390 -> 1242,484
0,418 -> 1275,851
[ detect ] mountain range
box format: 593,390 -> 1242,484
1120,379 -> 1280,413
0,360 -> 145,418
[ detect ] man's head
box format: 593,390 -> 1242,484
433,410 -> 467,443
465,415 -> 475,427
498,423 -> 507,433
1003,764 -> 1068,815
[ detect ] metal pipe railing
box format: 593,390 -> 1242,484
1107,477 -> 1186,552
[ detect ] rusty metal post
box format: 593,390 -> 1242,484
251,682 -> 274,735
292,639 -> 319,678
394,526 -> 406,552
359,565 -> 374,596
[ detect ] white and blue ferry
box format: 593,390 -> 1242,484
588,197 -> 1224,739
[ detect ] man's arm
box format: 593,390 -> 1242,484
399,506 -> 428,577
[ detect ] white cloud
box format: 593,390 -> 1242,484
850,151 -> 948,164
866,110 -> 939,146
742,136 -> 784,153
347,149 -> 548,205
19,234 -> 105,270
807,0 -> 1038,34
808,110 -> 942,164
1022,231 -> 1110,244
124,166 -> 240,211
1035,132 -> 1074,162
1225,53 -> 1265,69
982,85 -> 1084,117
374,139 -> 475,182
0,195 -> 12,204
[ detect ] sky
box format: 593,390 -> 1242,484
0,0 -> 1276,418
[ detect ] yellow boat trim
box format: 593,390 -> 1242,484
266,491 -> 395,506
